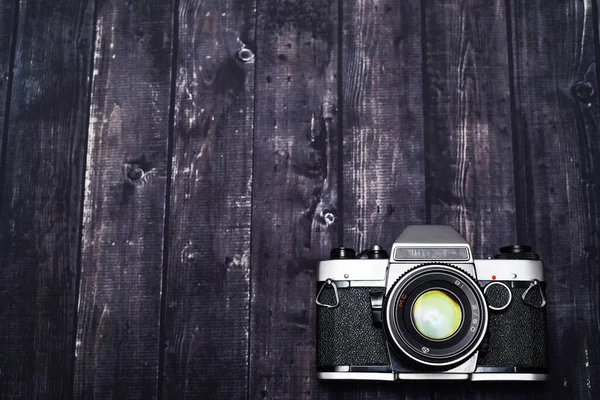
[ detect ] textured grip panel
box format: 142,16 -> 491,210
317,286 -> 389,367
479,285 -> 548,368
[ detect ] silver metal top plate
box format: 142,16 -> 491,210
317,259 -> 387,283
474,259 -> 544,281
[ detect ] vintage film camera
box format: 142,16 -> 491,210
316,225 -> 547,381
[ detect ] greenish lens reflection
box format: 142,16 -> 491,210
412,290 -> 462,340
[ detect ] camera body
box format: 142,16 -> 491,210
316,225 -> 548,381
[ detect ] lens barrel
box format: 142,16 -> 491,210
383,264 -> 488,368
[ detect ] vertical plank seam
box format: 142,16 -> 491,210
590,0 -> 600,112
247,1 -> 259,399
337,0 -> 344,245
504,0 -> 529,244
420,0 -> 431,224
157,0 -> 180,398
0,0 -> 20,221
69,0 -> 100,397
577,2 -> 600,393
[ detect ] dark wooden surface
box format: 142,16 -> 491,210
73,0 -> 173,398
0,0 -> 95,397
0,0 -> 599,399
250,1 -> 340,399
163,2 -> 255,398
0,0 -> 16,160
508,0 -> 600,397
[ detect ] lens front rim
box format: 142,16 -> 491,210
397,276 -> 482,358
383,264 -> 488,368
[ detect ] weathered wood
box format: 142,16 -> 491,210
0,1 -> 598,398
423,0 -> 516,258
509,0 -> 600,398
0,0 -> 16,161
342,0 -> 426,253
341,1 -> 427,398
423,4 -> 537,399
250,0 -> 340,398
0,0 -> 95,397
161,3 -> 255,399
73,0 -> 174,398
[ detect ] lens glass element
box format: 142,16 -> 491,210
411,289 -> 462,340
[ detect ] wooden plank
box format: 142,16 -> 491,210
509,0 -> 600,398
73,0 -> 174,398
340,1 -> 427,398
423,0 -> 516,258
422,3 -> 536,398
342,0 -> 426,253
161,3 -> 255,399
249,0 -> 340,398
0,0 -> 95,397
0,0 -> 16,160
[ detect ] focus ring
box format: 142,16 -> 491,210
382,263 -> 488,368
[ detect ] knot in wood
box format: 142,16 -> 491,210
127,166 -> 145,181
322,210 -> 335,225
572,82 -> 595,102
237,47 -> 254,63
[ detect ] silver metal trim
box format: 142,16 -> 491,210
446,352 -> 478,373
470,373 -> 548,382
474,259 -> 544,281
391,225 -> 474,263
393,247 -> 471,262
318,372 -> 549,381
350,280 -> 386,287
483,281 -> 512,311
522,279 -> 547,308
385,262 -> 478,291
397,373 -> 470,380
317,372 -> 396,381
315,279 -> 339,308
318,259 -> 388,282
393,225 -> 471,245
384,265 -> 488,368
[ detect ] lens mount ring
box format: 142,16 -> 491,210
383,263 -> 488,368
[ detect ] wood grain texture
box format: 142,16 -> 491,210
0,0 -> 16,162
73,1 -> 174,398
423,0 -> 516,258
161,2 -> 255,399
250,0 -> 340,398
0,0 -> 599,398
341,1 -> 427,398
509,0 -> 600,398
422,1 -> 538,396
0,0 -> 95,398
342,0 -> 426,254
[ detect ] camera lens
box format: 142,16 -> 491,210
383,264 -> 488,368
412,289 -> 462,340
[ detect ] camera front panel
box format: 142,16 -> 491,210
316,284 -> 389,368
316,259 -> 393,380
474,259 -> 548,380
